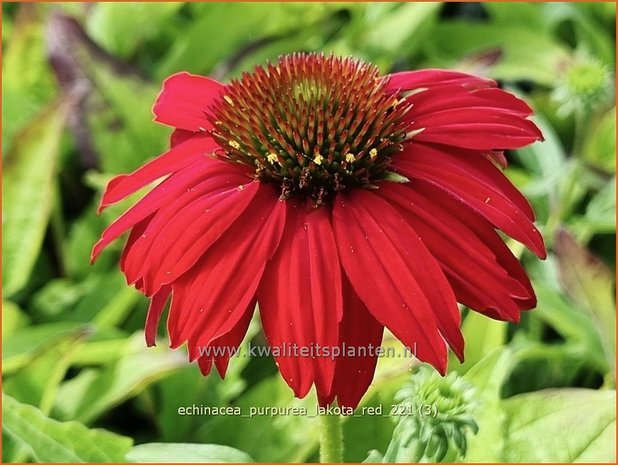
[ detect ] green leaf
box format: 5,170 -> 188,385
451,311 -> 507,375
463,349 -> 514,462
1,300 -> 29,338
533,281 -> 607,373
361,2 -> 441,55
423,23 -> 572,86
55,332 -> 187,423
554,229 -> 616,381
87,3 -> 183,59
2,322 -> 88,375
570,175 -> 616,242
126,443 -> 254,463
2,97 -> 71,297
582,107 -> 616,172
2,392 -> 133,462
3,328 -> 89,413
363,449 -> 384,463
2,4 -> 56,151
156,3 -> 337,79
502,389 -> 616,462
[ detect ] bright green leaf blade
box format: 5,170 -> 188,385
126,443 -> 254,463
503,388 -> 616,462
2,97 -> 71,297
2,392 -> 133,462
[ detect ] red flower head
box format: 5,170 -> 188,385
92,53 -> 545,409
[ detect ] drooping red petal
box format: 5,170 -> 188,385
397,143 -> 535,220
92,158 -> 208,262
145,285 -> 171,347
97,135 -> 218,213
421,183 -> 537,312
197,298 -> 256,377
258,202 -> 343,399
333,190 -> 464,373
120,215 -> 153,272
393,145 -> 546,258
166,184 -> 286,360
409,87 -> 534,119
127,178 -> 259,296
378,182 -> 532,321
152,72 -> 223,131
120,160 -> 252,287
321,275 -> 384,409
411,111 -> 543,150
385,69 -> 495,93
91,154 -> 250,264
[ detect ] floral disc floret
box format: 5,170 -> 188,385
208,53 -> 412,205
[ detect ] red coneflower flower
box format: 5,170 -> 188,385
92,53 -> 545,409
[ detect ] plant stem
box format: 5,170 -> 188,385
319,410 -> 343,463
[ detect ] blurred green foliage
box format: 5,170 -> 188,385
2,2 -> 616,463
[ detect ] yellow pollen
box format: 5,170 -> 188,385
369,148 -> 378,159
229,140 -> 240,149
345,153 -> 356,163
224,95 -> 234,106
267,153 -> 279,164
313,153 -> 324,165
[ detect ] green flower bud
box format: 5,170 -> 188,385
552,53 -> 614,116
382,366 -> 478,463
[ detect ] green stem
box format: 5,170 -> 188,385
319,410 -> 343,463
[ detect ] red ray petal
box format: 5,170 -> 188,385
333,190 -> 464,372
378,182 -> 531,321
320,275 -> 384,409
385,69 -> 495,93
98,135 -> 219,213
166,185 -> 286,359
394,146 -> 546,258
412,111 -> 543,150
396,143 -> 535,221
152,72 -> 223,131
91,156 -> 250,264
409,87 -> 534,118
135,181 -> 259,296
121,162 -> 251,287
120,215 -> 153,272
197,298 -> 256,378
145,285 -> 171,347
258,202 -> 343,399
